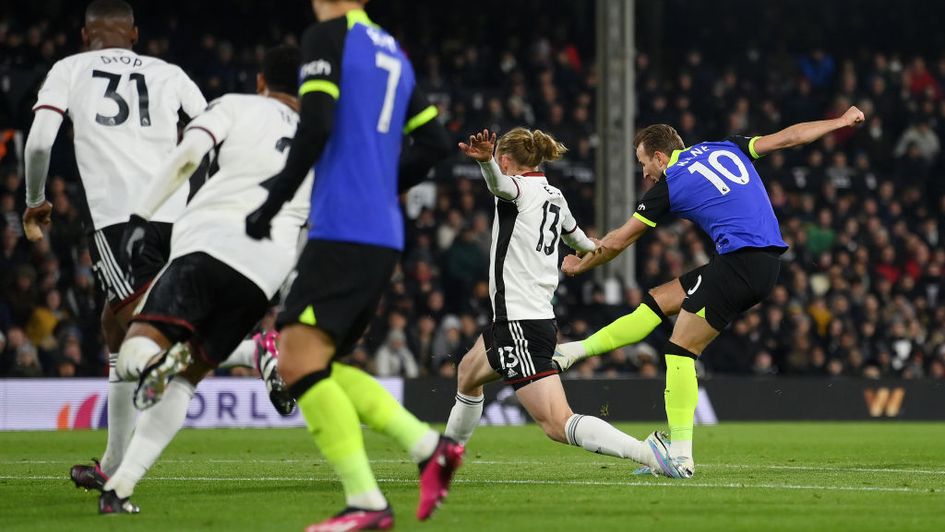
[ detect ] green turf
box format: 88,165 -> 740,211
1,422 -> 943,531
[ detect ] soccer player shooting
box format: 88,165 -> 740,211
558,106 -> 865,478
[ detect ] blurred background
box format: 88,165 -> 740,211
1,0 -> 944,384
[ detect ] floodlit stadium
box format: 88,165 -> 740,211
1,0 -> 943,530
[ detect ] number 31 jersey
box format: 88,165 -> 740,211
491,173 -> 581,322
33,48 -> 206,230
633,136 -> 788,254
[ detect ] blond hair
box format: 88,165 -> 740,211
496,127 -> 568,168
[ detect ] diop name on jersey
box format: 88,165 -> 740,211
99,54 -> 143,67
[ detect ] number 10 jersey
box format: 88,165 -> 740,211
33,48 -> 206,230
490,173 -> 582,322
633,136 -> 788,254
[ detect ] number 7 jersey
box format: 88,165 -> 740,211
33,48 -> 207,230
633,136 -> 788,254
491,173 -> 581,322
298,9 -> 436,251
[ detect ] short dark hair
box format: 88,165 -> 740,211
262,45 -> 301,95
86,0 -> 134,21
633,124 -> 685,157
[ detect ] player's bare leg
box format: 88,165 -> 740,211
444,335 -> 501,444
513,375 -> 665,473
554,278 -> 685,371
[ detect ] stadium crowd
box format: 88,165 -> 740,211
1,1 -> 943,381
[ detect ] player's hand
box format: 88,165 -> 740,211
561,254 -> 582,276
119,215 -> 148,275
841,106 -> 865,127
246,200 -> 279,240
22,201 -> 53,242
458,129 -> 497,162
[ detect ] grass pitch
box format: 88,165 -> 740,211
1,422 -> 943,531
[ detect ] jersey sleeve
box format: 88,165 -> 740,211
33,60 -> 71,115
183,97 -> 232,146
726,135 -> 764,161
176,69 -> 208,119
298,21 -> 345,101
633,178 -> 670,228
559,197 -> 595,253
403,88 -> 439,134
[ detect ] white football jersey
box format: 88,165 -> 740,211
490,173 -> 580,321
169,94 -> 313,298
33,48 -> 206,229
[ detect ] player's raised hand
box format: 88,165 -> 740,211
561,254 -> 582,276
22,201 -> 53,242
459,129 -> 497,162
841,106 -> 865,127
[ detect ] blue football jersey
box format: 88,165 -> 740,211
298,9 -> 433,250
634,136 -> 788,254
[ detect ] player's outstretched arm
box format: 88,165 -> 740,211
459,129 -> 519,201
22,109 -> 64,241
561,216 -> 649,276
751,106 -> 865,157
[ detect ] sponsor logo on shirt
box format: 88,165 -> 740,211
300,59 -> 332,78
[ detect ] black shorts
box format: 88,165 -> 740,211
90,222 -> 171,311
485,319 -> 559,390
277,240 -> 400,359
679,247 -> 782,331
134,252 -> 269,365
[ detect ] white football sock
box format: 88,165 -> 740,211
672,439 -> 693,460
555,341 -> 587,365
99,356 -> 137,477
104,378 -> 195,498
564,414 -> 650,464
347,489 -> 388,511
444,392 -> 483,445
217,339 -> 256,369
409,429 -> 440,464
116,336 -> 163,380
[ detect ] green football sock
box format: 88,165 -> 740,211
331,363 -> 436,461
297,377 -> 379,499
581,303 -> 663,356
664,354 -> 698,448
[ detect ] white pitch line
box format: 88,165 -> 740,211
2,459 -> 943,475
0,475 -> 940,494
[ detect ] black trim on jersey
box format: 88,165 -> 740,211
725,135 -> 761,161
492,201 -> 518,321
562,224 -> 578,235
635,178 -> 671,225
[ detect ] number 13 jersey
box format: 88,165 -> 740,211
633,136 -> 788,254
490,173 -> 581,322
33,48 -> 207,230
